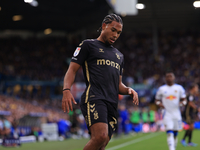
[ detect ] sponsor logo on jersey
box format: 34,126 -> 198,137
73,47 -> 81,57
166,95 -> 176,100
97,59 -> 120,71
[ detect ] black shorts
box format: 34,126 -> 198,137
80,100 -> 118,139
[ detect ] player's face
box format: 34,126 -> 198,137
165,73 -> 175,85
101,21 -> 122,45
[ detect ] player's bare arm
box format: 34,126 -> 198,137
118,76 -> 139,105
62,62 -> 80,113
155,99 -> 165,108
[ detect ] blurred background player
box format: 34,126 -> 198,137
155,72 -> 186,150
181,83 -> 200,147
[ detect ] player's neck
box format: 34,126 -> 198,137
167,83 -> 174,86
97,37 -> 112,47
97,36 -> 105,43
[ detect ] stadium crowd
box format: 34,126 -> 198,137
0,94 -> 69,138
116,30 -> 200,88
0,94 -> 199,140
0,29 -> 200,140
0,94 -> 89,139
0,94 -> 164,139
0,30 -> 200,87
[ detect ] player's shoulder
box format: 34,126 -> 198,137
187,94 -> 194,101
158,84 -> 167,90
156,85 -> 167,93
79,39 -> 96,46
173,84 -> 185,89
113,47 -> 124,58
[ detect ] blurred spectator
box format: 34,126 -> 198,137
3,117 -> 12,138
57,119 -> 71,138
118,104 -> 129,134
149,110 -> 156,126
130,106 -> 140,126
141,108 -> 149,124
130,106 -> 141,132
149,110 -> 156,132
0,118 -> 3,138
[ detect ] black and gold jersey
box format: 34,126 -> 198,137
71,39 -> 124,105
184,94 -> 197,116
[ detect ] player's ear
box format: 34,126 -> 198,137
102,23 -> 107,31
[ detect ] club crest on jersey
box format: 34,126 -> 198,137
116,53 -> 120,59
73,47 -> 81,57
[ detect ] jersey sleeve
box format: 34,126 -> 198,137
120,56 -> 124,75
71,41 -> 90,65
180,86 -> 186,99
155,87 -> 162,100
188,95 -> 194,101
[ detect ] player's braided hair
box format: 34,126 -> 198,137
97,14 -> 123,32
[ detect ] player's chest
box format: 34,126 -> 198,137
162,88 -> 180,100
90,46 -> 120,62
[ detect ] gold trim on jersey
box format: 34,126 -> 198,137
186,104 -> 191,123
87,102 -> 91,126
85,61 -> 91,103
79,41 -> 83,46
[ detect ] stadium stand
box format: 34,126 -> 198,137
0,30 -> 200,141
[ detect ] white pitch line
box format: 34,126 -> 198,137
109,133 -> 138,143
106,132 -> 162,150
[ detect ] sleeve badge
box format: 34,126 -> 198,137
73,47 -> 81,57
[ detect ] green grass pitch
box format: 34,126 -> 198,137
1,130 -> 200,150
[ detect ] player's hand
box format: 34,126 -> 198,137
179,100 -> 187,106
128,88 -> 139,105
155,100 -> 165,108
62,90 -> 77,113
158,103 -> 165,109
